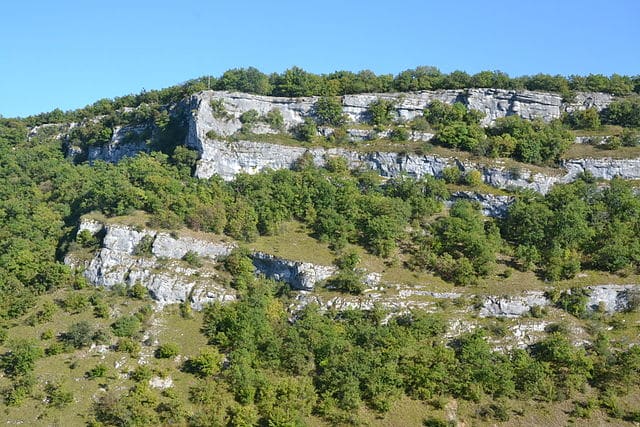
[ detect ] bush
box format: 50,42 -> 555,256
111,315 -> 141,338
155,343 -> 180,359
2,340 -> 43,377
424,101 -> 466,127
62,321 -> 94,349
45,342 -> 66,356
314,97 -> 346,126
45,382 -> 74,408
86,363 -> 108,379
183,350 -> 223,378
368,98 -> 395,126
182,250 -> 203,267
602,96 -> 640,127
441,166 -> 462,184
209,99 -> 231,120
77,229 -> 99,248
264,108 -> 284,131
93,302 -> 110,318
294,117 -> 318,142
239,109 -> 260,125
93,329 -> 111,345
130,365 -> 153,382
133,235 -> 154,256
116,338 -> 140,357
128,282 -> 148,299
61,293 -> 89,314
390,127 -> 409,141
550,287 -> 590,317
564,108 -> 601,130
326,271 -> 364,295
621,129 -> 640,147
605,135 -> 622,150
436,122 -> 485,152
463,170 -> 483,187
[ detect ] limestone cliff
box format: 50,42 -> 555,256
62,89 -> 640,195
183,90 -> 638,193
65,219 -> 237,309
67,218 -> 640,322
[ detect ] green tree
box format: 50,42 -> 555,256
2,339 -> 43,377
216,67 -> 271,95
314,97 -> 346,126
111,315 -> 141,338
62,320 -> 95,349
367,98 -> 395,126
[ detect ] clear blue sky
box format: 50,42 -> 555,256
1,0 -> 639,117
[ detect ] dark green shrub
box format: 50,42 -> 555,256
209,99 -> 231,120
239,109 -> 260,125
133,235 -> 154,256
155,343 -> 180,359
111,315 -> 141,338
390,127 -> 409,141
294,117 -> 318,142
314,97 -> 346,126
61,293 -> 89,314
182,250 -> 203,267
45,382 -> 74,408
130,365 -> 153,382
62,321 -> 94,349
77,229 -> 99,248
116,338 -> 140,357
128,282 -> 148,299
368,98 -> 395,126
86,363 -> 108,379
264,108 -> 284,131
183,350 -> 223,378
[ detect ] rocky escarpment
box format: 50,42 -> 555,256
68,219 -> 640,320
187,89 -> 612,134
86,124 -> 151,164
563,158 -> 640,180
251,252 -> 336,291
66,219 -> 346,304
67,89 -> 640,195
448,191 -> 513,218
65,219 -> 237,309
182,91 -> 639,193
64,123 -> 154,164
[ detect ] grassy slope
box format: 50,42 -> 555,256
3,216 -> 639,425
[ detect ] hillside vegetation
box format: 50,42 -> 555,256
1,68 -> 640,425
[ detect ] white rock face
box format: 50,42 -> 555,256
67,220 -> 640,323
251,252 -> 336,291
585,285 -> 637,313
448,191 -> 514,218
479,292 -> 549,318
563,158 -> 640,180
66,219 -> 236,309
152,233 -> 234,259
87,124 -> 151,163
78,89 -> 640,196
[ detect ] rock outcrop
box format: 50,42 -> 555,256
70,89 -> 639,195
65,219 -> 236,309
563,158 -> 640,180
184,91 -> 638,193
479,292 -> 549,318
585,285 -> 638,313
86,124 -> 151,163
68,219 -> 640,321
251,252 -> 336,291
448,191 -> 513,218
